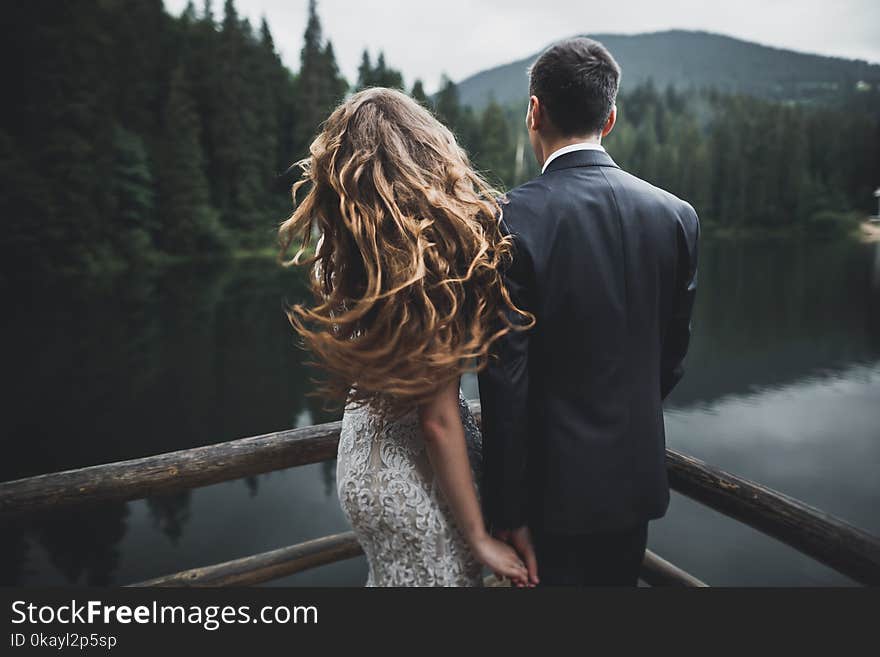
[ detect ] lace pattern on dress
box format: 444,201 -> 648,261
336,396 -> 483,587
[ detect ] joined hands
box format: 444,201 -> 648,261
482,526 -> 539,587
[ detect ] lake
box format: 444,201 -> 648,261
2,238 -> 879,586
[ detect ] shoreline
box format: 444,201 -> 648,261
6,228 -> 874,286
859,220 -> 880,243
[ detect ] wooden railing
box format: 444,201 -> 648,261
126,531 -> 708,588
2,402 -> 878,586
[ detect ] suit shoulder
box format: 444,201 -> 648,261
500,177 -> 553,211
605,167 -> 699,223
497,178 -> 553,235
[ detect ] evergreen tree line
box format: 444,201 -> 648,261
2,1 -> 878,279
435,81 -> 880,236
605,84 -> 880,235
1,0 -> 347,276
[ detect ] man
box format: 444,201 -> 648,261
478,37 -> 700,587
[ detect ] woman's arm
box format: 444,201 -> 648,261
419,379 -> 531,587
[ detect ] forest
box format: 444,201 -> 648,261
1,0 -> 878,279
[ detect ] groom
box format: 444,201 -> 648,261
479,37 -> 700,586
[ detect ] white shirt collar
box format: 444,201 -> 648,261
541,142 -> 606,174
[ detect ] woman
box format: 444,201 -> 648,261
279,87 -> 534,587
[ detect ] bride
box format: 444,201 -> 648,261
279,87 -> 535,587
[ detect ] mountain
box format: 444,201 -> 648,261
456,30 -> 880,109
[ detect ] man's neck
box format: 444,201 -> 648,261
540,135 -> 601,168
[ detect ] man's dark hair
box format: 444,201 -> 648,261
528,37 -> 621,137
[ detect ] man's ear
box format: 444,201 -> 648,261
527,95 -> 540,131
601,104 -> 617,138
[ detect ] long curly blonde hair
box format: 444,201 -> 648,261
279,87 -> 533,418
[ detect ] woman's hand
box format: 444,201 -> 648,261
420,381 -> 533,588
470,533 -> 531,587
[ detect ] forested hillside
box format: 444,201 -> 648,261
456,30 -> 880,110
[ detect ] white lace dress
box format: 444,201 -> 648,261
336,395 -> 484,587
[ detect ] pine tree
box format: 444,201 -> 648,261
323,41 -> 348,101
256,16 -> 300,220
181,0 -> 197,24
184,0 -> 223,209
107,0 -> 166,138
356,49 -> 404,91
158,66 -> 228,255
434,75 -> 461,129
110,126 -> 157,260
295,0 -> 347,155
410,79 -> 429,107
356,49 -> 373,90
374,52 -> 404,89
22,1 -> 116,272
477,98 -> 514,186
202,0 -> 215,26
206,0 -> 265,241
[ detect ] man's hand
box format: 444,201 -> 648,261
494,526 -> 539,586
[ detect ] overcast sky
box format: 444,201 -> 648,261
165,0 -> 880,92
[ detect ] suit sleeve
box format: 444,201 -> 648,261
478,218 -> 535,531
661,204 -> 700,399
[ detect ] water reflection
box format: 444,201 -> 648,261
667,239 -> 880,409
657,361 -> 880,585
146,491 -> 192,544
2,238 -> 878,585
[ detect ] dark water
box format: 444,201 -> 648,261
2,238 -> 879,586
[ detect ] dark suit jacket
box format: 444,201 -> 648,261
478,148 -> 699,534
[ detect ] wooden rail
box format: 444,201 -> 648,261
640,550 -> 707,587
0,422 -> 340,517
2,403 -> 879,585
130,533 -> 363,587
666,449 -> 880,585
130,533 -> 706,588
